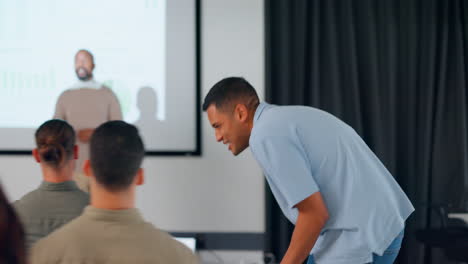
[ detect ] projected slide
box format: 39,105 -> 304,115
0,0 -> 198,153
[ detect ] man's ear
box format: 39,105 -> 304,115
83,160 -> 92,178
32,148 -> 40,163
135,168 -> 144,186
74,145 -> 79,160
234,104 -> 249,123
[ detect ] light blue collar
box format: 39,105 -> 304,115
254,102 -> 269,125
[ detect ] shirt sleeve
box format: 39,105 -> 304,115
104,87 -> 123,121
251,134 -> 320,209
53,92 -> 66,120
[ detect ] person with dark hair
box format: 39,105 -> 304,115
30,121 -> 198,264
13,119 -> 89,249
54,49 -> 122,192
0,184 -> 26,264
203,77 -> 414,264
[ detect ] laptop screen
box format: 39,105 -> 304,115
174,237 -> 197,252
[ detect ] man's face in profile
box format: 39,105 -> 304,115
206,104 -> 251,156
74,51 -> 94,81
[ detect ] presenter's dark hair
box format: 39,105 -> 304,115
35,119 -> 76,168
90,121 -> 144,191
76,49 -> 94,63
0,185 -> 26,264
202,77 -> 259,112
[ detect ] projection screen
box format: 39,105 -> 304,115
0,0 -> 200,155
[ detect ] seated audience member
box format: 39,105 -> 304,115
31,121 -> 198,264
0,184 -> 26,264
13,119 -> 89,249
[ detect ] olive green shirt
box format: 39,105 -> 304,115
30,206 -> 199,264
13,181 -> 89,249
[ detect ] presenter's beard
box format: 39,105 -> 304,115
76,67 -> 91,81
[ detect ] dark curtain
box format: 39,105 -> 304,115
265,0 -> 468,263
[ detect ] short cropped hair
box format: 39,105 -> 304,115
75,49 -> 95,64
202,77 -> 259,112
89,121 -> 144,191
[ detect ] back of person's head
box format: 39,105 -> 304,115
0,185 -> 26,264
202,77 -> 259,112
35,119 -> 76,169
89,121 -> 144,192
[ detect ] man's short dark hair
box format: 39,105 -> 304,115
76,49 -> 95,63
90,121 -> 144,191
202,77 -> 259,112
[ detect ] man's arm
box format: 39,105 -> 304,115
107,88 -> 123,120
53,92 -> 67,120
281,192 -> 329,264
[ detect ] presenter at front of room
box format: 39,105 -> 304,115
53,50 -> 122,192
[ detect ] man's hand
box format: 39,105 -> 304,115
78,128 -> 94,143
281,192 -> 329,264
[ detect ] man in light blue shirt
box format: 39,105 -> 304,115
203,77 -> 414,264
